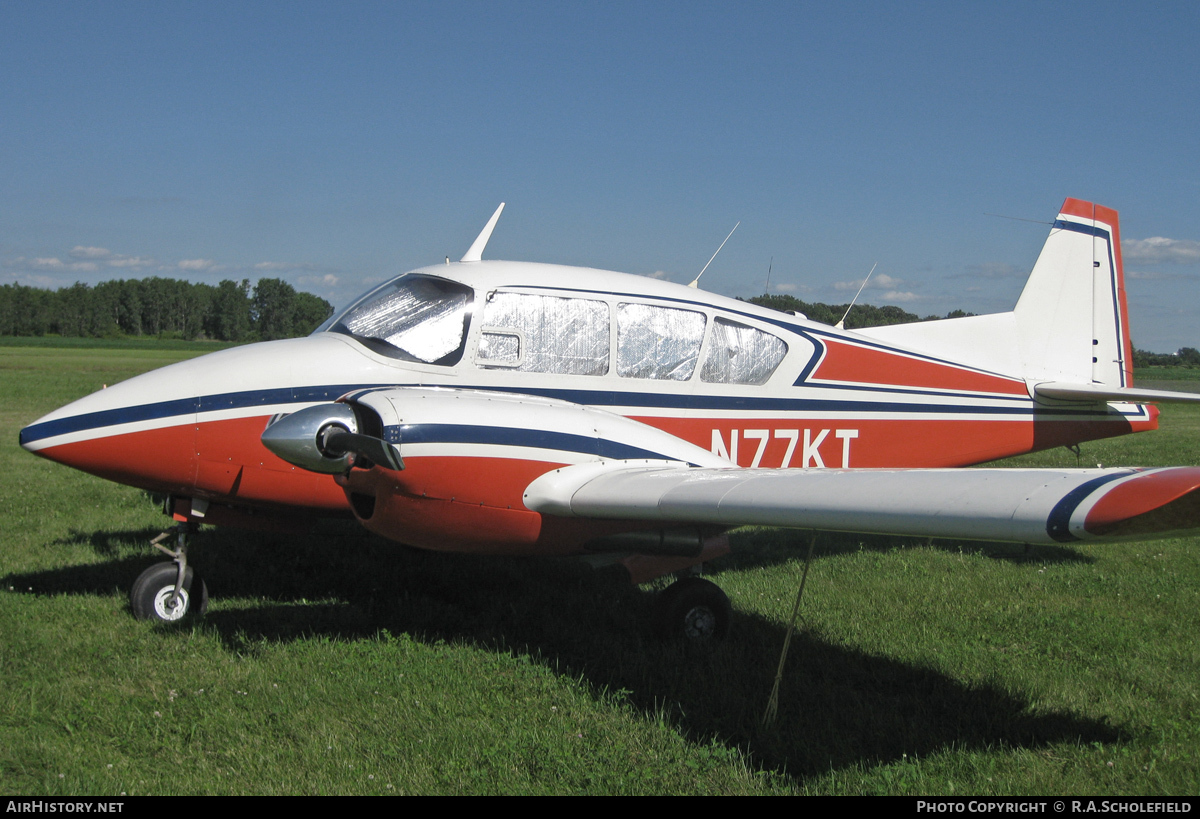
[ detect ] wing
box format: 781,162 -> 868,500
525,461 -> 1200,545
263,388 -> 1200,550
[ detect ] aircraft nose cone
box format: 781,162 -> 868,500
20,334 -> 386,497
18,361 -> 203,490
18,377 -> 200,492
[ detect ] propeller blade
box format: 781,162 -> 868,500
322,428 -> 404,472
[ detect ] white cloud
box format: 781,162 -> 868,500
9,245 -> 153,272
1128,269 -> 1199,281
882,290 -> 919,302
961,262 -> 1026,279
5,272 -> 57,287
107,255 -> 154,268
646,270 -> 672,280
178,258 -> 217,270
255,261 -> 331,275
22,257 -> 98,272
1124,237 -> 1200,264
298,273 -> 340,287
834,272 -> 906,292
70,246 -> 112,259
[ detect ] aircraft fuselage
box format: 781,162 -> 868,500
19,260 -> 1155,553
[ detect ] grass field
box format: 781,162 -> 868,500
2,341 -> 1198,795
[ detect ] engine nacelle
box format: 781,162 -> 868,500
319,386 -> 729,556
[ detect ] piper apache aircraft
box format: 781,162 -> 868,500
19,199 -> 1200,639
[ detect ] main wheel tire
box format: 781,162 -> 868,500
130,561 -> 208,622
654,577 -> 731,642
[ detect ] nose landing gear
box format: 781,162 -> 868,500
130,523 -> 208,622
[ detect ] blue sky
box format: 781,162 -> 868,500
3,1 -> 1198,351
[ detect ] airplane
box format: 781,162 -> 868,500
18,199 -> 1200,640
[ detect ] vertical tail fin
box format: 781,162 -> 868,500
1013,199 -> 1134,387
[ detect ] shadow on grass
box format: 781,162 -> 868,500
5,554 -> 158,597
6,519 -> 1123,782
54,525 -> 168,558
723,527 -> 1095,573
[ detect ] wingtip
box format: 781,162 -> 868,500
1084,467 -> 1200,539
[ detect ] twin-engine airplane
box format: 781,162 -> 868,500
19,199 -> 1200,639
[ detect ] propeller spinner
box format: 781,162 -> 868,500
262,403 -> 403,473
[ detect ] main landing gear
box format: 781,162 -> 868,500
130,523 -> 208,622
653,576 -> 732,642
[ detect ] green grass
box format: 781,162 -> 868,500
1136,365 -> 1200,385
0,335 -> 242,352
2,339 -> 1198,795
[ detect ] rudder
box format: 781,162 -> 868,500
1013,199 -> 1134,387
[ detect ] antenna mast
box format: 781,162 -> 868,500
835,262 -> 877,330
688,221 -> 740,289
460,203 -> 506,263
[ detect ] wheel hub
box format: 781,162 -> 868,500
682,605 -> 716,639
152,586 -> 190,621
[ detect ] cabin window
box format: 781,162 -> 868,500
329,275 -> 473,365
617,303 -> 706,381
477,293 -> 610,375
701,317 -> 788,385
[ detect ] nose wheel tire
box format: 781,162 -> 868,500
130,561 -> 208,622
654,577 -> 731,642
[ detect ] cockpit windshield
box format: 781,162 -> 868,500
322,275 -> 473,365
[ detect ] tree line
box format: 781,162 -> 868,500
0,278 -> 333,342
746,293 -> 973,329
1132,347 -> 1200,367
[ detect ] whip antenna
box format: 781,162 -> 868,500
835,262 -> 877,330
688,221 -> 740,289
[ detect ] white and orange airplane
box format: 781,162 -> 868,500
19,199 -> 1200,638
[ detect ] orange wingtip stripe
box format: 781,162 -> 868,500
1085,468 -> 1200,537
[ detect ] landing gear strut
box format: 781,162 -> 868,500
130,523 -> 208,622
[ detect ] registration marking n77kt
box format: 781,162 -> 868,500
711,428 -> 859,468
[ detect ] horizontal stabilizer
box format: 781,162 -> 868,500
524,462 -> 1200,545
1033,382 -> 1200,404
